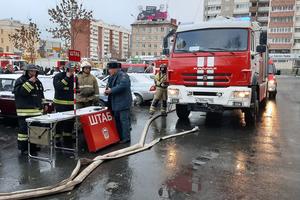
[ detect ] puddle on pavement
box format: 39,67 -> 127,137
158,149 -> 220,199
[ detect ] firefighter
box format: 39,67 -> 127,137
149,64 -> 168,116
13,64 -> 45,154
77,61 -> 100,108
53,62 -> 76,147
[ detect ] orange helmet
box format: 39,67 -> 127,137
268,59 -> 274,65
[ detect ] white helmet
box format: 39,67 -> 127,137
81,61 -> 92,69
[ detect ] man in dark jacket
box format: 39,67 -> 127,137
13,64 -> 45,154
53,62 -> 76,147
105,62 -> 132,143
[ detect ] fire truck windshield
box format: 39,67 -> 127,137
174,28 -> 248,53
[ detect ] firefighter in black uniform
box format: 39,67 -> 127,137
13,64 -> 45,154
53,62 -> 76,147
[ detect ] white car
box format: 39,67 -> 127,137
100,73 -> 155,105
97,78 -> 136,106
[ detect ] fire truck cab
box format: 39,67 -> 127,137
166,17 -> 268,125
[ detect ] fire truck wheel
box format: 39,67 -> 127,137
176,104 -> 190,119
244,88 -> 259,125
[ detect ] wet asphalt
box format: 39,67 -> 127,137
0,76 -> 300,200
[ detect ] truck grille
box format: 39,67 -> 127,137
182,73 -> 232,86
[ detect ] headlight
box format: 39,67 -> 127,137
168,88 -> 180,97
232,91 -> 251,98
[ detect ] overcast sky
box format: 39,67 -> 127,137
0,0 -> 204,40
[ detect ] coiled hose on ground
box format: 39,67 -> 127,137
0,109 -> 199,200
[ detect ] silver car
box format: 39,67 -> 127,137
99,73 -> 154,105
97,78 -> 136,106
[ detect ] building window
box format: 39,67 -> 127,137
136,52 -> 139,55
270,38 -> 291,44
142,52 -> 145,55
1,38 -> 3,43
148,44 -> 151,48
0,29 -> 3,34
269,27 -> 292,33
271,17 -> 293,23
154,44 -> 158,48
142,44 -> 145,48
295,28 -> 300,32
161,27 -> 164,32
272,5 -> 294,12
235,3 -> 249,9
148,52 -> 151,56
142,36 -> 145,41
6,46 -> 9,52
294,39 -> 300,44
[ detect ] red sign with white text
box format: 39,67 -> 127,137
80,109 -> 120,152
68,49 -> 81,62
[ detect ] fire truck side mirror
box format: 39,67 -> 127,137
256,45 -> 266,53
276,70 -> 281,75
260,31 -> 267,45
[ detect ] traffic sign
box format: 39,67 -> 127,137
68,50 -> 81,62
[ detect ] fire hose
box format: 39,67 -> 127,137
0,109 -> 199,200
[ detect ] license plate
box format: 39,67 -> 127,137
195,98 -> 213,104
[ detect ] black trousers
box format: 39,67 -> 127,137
55,104 -> 74,139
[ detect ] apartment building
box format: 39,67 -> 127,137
204,0 -> 250,21
250,0 -> 270,30
0,18 -> 27,53
71,19 -> 131,61
131,19 -> 177,57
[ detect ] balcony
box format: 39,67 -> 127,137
234,8 -> 250,15
250,6 -> 258,13
258,0 -> 269,3
257,16 -> 269,22
258,7 -> 269,13
294,32 -> 300,38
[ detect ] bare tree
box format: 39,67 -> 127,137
9,19 -> 40,64
47,0 -> 93,48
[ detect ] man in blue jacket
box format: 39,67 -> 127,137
105,62 -> 132,143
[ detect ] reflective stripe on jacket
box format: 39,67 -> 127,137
13,74 -> 44,115
53,72 -> 76,105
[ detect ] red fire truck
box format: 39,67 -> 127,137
165,18 -> 268,125
0,53 -> 27,70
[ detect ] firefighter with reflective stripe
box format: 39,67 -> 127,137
77,61 -> 100,108
13,64 -> 45,154
53,62 -> 76,147
149,64 -> 168,116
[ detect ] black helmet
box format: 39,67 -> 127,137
160,64 -> 167,73
65,62 -> 77,69
24,64 -> 39,71
107,62 -> 121,69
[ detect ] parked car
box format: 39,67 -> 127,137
100,73 -> 154,105
96,78 -> 136,106
267,60 -> 280,99
121,63 -> 149,73
90,68 -> 105,79
0,74 -> 54,118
